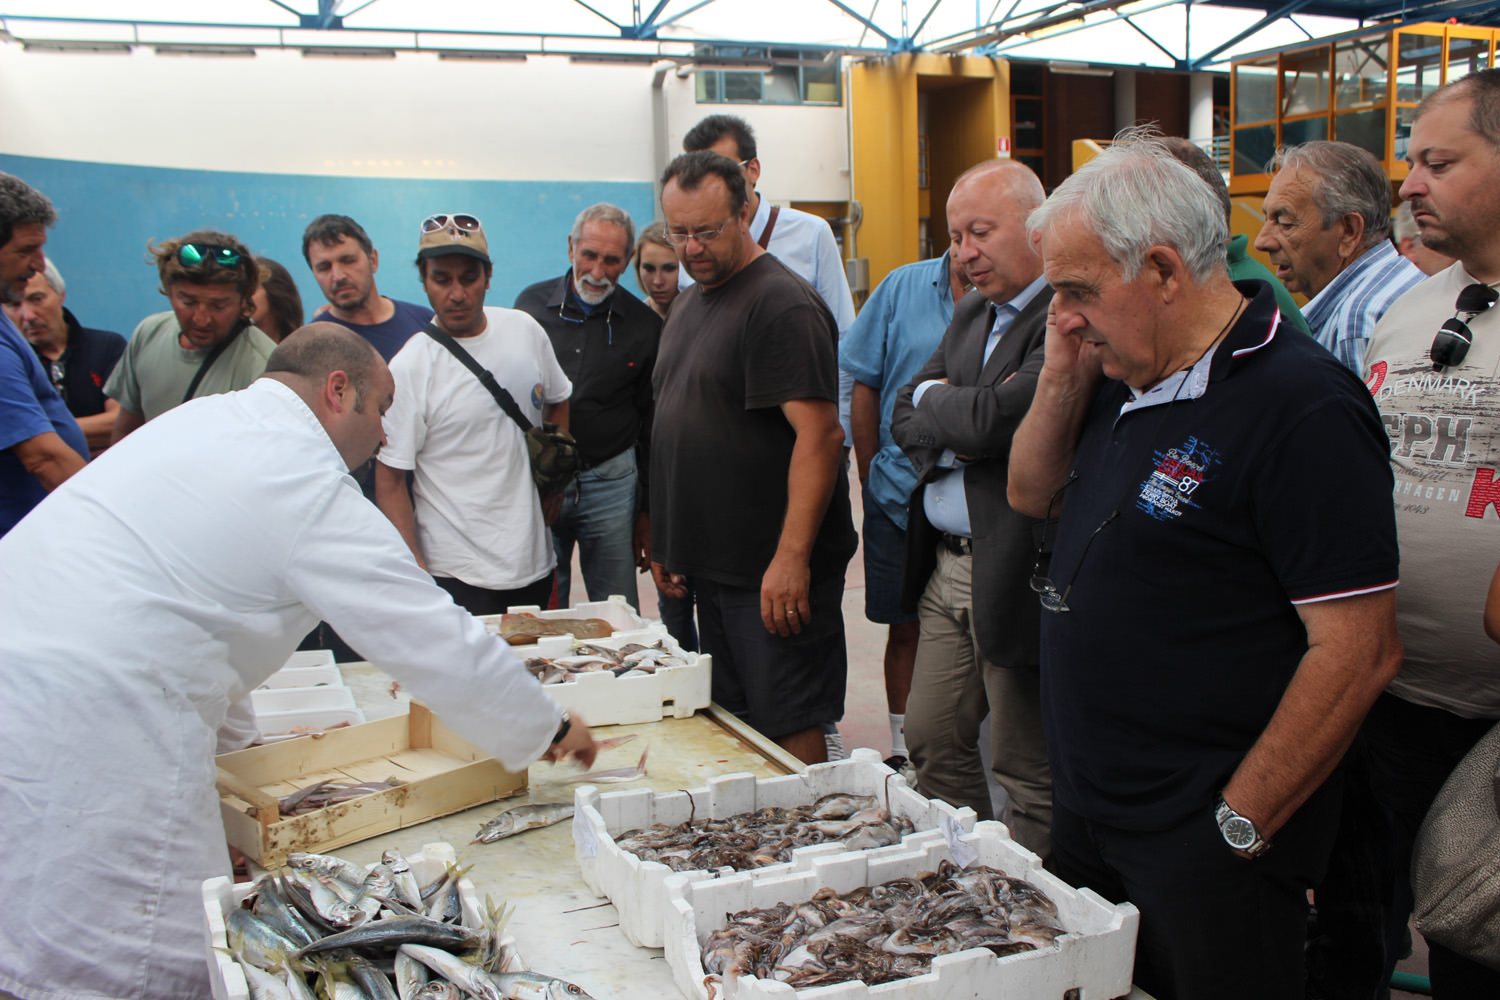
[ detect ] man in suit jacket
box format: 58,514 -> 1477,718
890,159 -> 1052,857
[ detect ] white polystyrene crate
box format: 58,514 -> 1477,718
662,821 -> 1139,1000
203,842 -> 523,1000
514,623 -> 712,726
249,686 -> 365,743
572,748 -> 978,948
259,650 -> 342,690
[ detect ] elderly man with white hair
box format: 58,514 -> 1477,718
1007,131 -> 1404,1000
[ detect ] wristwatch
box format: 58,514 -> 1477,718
1215,794 -> 1270,858
550,709 -> 573,746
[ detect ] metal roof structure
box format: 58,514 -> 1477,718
0,0 -> 1462,70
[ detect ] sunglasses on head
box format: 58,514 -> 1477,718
1431,282 -> 1499,371
420,214 -> 482,234
177,243 -> 242,268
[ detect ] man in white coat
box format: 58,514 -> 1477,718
0,323 -> 597,1000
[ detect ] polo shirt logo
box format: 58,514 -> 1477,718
530,383 -> 544,410
1137,435 -> 1220,522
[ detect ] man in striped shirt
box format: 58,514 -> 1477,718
1254,140 -> 1423,374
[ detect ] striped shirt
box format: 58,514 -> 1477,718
1301,240 -> 1424,374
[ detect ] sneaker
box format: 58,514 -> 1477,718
824,729 -> 847,761
883,754 -> 909,771
883,754 -> 918,786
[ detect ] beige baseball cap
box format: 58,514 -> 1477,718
417,212 -> 490,263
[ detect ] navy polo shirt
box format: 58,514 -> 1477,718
1040,280 -> 1399,831
42,311 -> 125,418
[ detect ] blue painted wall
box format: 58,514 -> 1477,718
0,154 -> 659,338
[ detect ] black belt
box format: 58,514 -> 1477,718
938,532 -> 972,556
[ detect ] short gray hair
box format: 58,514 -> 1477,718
40,257 -> 64,296
570,203 -> 636,252
1268,141 -> 1392,248
1392,201 -> 1421,245
1026,127 -> 1227,283
0,172 -> 56,249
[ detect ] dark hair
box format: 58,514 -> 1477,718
1162,136 -> 1233,227
660,151 -> 749,217
683,114 -> 757,162
149,229 -> 258,301
265,322 -> 382,411
1419,67 -> 1500,151
302,214 -> 375,264
415,256 -> 494,281
0,172 -> 56,249
253,256 -> 305,342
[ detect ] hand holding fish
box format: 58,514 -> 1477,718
541,710 -> 598,769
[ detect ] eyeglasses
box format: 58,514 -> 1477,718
558,295 -> 614,345
665,219 -> 734,246
1028,472 -> 1122,613
421,213 -> 482,234
177,244 -> 242,268
1431,282 -> 1499,371
47,359 -> 65,396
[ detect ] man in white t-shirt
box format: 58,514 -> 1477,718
375,213 -> 572,615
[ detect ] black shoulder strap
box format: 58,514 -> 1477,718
421,322 -> 534,432
182,318 -> 248,404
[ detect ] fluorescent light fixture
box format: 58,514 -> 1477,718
1048,59 -> 1114,76
154,45 -> 256,57
438,50 -> 528,61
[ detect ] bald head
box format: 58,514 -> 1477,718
947,159 -> 1046,304
262,322 -> 393,470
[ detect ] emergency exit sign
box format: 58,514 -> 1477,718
997,137 -> 1012,158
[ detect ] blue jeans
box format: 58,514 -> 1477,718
551,447 -> 640,611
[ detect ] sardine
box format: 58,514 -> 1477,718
472,802 -> 575,843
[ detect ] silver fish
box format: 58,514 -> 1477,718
472,802 -> 575,843
294,916 -> 480,958
414,983 -> 463,1000
561,748 -> 648,785
399,946 -> 594,1000
287,851 -> 365,887
394,952 -> 430,1000
241,961 -> 295,1000
227,908 -> 299,972
383,850 -> 425,911
490,971 -> 598,1000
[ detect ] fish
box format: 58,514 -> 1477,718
383,850 -> 425,911
251,874 -> 319,948
472,802 -> 575,843
399,946 -> 596,1000
348,954 -> 402,1000
227,907 -> 299,972
592,733 -> 638,753
498,614 -> 613,644
242,960 -> 295,1000
288,851 -> 366,887
293,916 -> 480,958
560,748 -> 648,785
393,952 -> 429,1000
414,983 -> 463,1000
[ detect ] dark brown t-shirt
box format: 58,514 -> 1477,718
650,254 -> 856,590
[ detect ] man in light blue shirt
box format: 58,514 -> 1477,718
840,251 -> 966,768
1255,141 -> 1423,373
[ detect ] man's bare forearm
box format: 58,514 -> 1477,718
778,412 -> 843,563
1008,368 -> 1095,517
373,461 -> 426,570
850,381 -> 879,486
1222,590 -> 1402,838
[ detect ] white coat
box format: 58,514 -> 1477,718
0,379 -> 562,1000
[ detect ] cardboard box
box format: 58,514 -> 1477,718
216,703 -> 527,868
202,841 -> 523,1000
662,820 -> 1140,1000
573,749 -> 977,948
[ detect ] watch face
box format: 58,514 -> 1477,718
1223,816 -> 1257,849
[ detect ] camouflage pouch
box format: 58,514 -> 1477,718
526,423 -> 580,497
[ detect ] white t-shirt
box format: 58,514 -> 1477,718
381,306 -> 572,589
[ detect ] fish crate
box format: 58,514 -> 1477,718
216,702 -> 528,868
258,650 -> 343,689
250,685 -> 366,743
525,627 -> 712,726
661,820 -> 1140,1000
479,595 -> 649,644
202,841 -> 525,1000
572,748 -> 977,949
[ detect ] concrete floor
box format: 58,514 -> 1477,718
618,463 -> 1434,995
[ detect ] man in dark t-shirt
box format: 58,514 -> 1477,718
301,214 -> 432,362
652,151 -> 856,766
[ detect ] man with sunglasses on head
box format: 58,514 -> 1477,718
1359,67 -> 1500,997
105,229 -> 274,443
302,214 -> 433,362
1008,132 -> 1402,1000
374,213 -> 571,617
0,172 -> 88,537
513,203 -> 660,611
652,151 -> 856,767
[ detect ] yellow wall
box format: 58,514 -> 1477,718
848,54 -> 1011,298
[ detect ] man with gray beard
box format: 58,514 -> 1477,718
515,203 -> 661,610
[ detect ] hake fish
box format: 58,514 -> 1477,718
472,802 -> 575,843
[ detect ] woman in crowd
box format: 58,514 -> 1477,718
635,222 -> 680,320
250,256 -> 305,342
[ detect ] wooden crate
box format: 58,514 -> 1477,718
215,702 -> 527,867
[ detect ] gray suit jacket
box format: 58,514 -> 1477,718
889,285 -> 1051,667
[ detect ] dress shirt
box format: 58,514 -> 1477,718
1302,240 -> 1425,374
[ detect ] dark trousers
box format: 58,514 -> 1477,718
432,572 -> 554,617
1363,691 -> 1500,1000
1048,783 -> 1340,1000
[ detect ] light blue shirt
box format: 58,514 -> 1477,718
1301,240 -> 1424,374
917,275 -> 1049,538
838,254 -> 957,527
